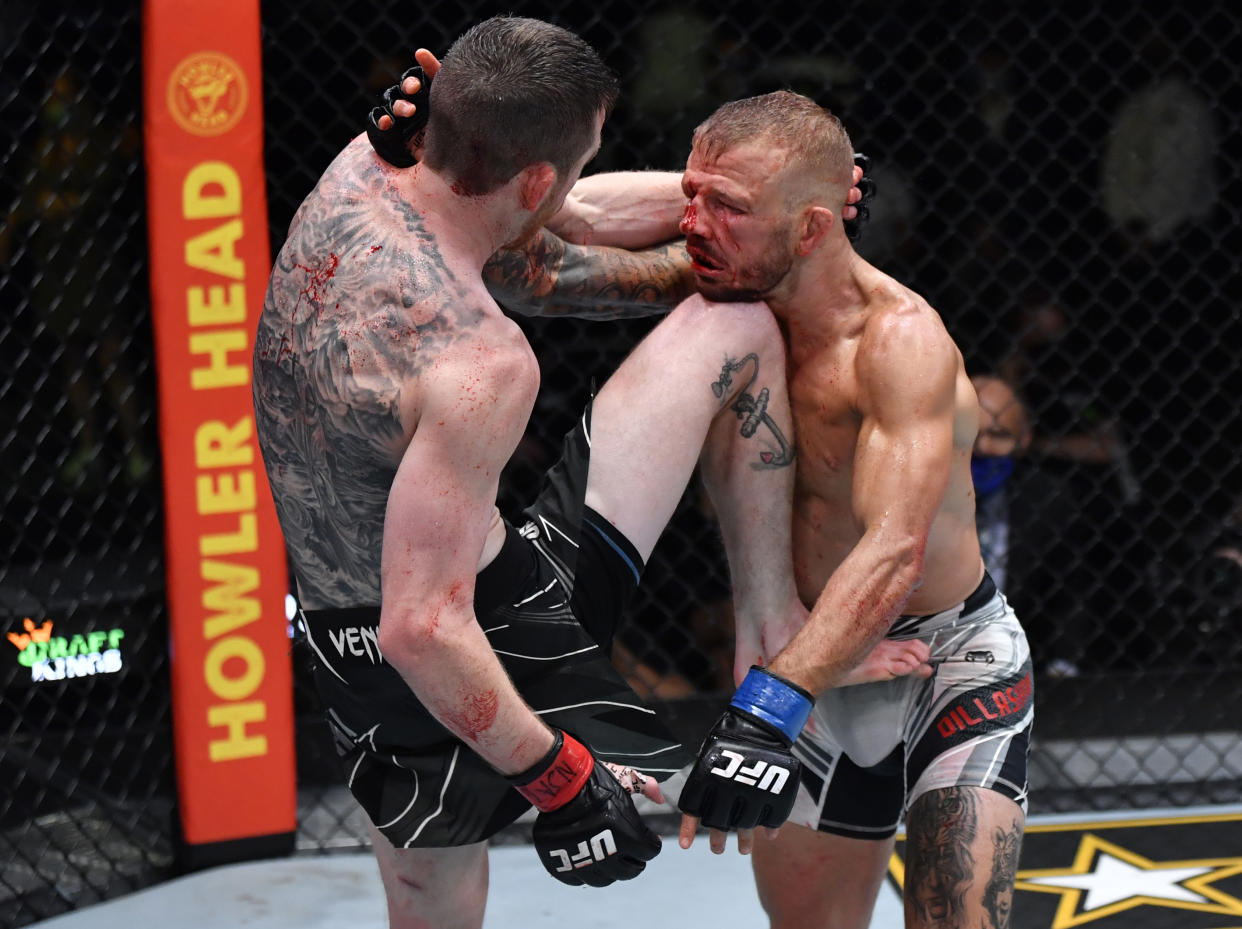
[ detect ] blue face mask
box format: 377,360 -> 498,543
971,455 -> 1015,496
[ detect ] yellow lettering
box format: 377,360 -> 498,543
186,219 -> 244,280
183,161 -> 241,219
195,417 -> 254,468
201,559 -> 261,638
197,470 -> 256,515
207,701 -> 268,761
190,329 -> 249,389
200,513 -> 258,556
188,283 -> 246,326
204,635 -> 265,701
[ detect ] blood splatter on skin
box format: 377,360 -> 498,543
445,688 -> 499,742
279,252 -> 340,366
295,252 -> 340,319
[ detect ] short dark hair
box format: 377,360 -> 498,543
422,16 -> 618,195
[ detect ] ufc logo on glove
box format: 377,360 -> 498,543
679,666 -> 814,830
710,750 -> 791,793
548,828 -> 617,873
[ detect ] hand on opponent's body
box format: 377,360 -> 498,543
510,728 -> 666,886
678,638 -> 932,855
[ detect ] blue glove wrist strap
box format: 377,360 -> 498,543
730,666 -> 813,743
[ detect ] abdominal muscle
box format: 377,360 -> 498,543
791,494 -> 985,618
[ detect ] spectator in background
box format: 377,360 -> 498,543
970,374 -> 1031,592
1100,31 -> 1218,253
998,292 -> 1156,670
971,374 -> 1081,675
1000,292 -> 1140,506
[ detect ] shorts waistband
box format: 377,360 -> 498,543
889,571 -> 997,637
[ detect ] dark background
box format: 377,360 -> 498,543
1,1 -> 1239,924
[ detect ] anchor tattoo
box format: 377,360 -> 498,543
711,354 -> 795,470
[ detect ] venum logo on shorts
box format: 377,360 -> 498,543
935,670 -> 1033,738
549,829 -> 617,872
518,520 -> 540,540
6,618 -> 126,683
710,749 -> 791,793
327,625 -> 384,665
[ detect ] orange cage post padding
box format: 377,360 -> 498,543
142,0 -> 295,862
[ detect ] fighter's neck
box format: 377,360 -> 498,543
768,248 -> 872,344
399,166 -> 524,268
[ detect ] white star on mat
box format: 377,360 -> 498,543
1015,833 -> 1242,927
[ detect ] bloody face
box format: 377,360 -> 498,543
679,140 -> 799,302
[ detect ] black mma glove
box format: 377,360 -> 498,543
509,729 -> 660,888
678,665 -> 813,831
843,151 -> 877,242
365,65 -> 432,167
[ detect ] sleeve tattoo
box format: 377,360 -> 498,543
483,230 -> 694,320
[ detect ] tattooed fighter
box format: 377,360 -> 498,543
669,94 -> 1033,929
252,17 -> 887,929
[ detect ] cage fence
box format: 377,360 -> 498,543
1,0 -> 1239,925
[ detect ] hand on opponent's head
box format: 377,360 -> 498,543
366,48 -> 440,166
842,152 -> 876,240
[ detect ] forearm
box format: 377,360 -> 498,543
485,230 -> 694,320
546,171 -> 686,248
769,539 -> 921,695
383,612 -> 554,775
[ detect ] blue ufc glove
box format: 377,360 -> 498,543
678,666 -> 812,831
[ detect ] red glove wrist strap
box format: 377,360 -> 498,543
513,731 -> 594,813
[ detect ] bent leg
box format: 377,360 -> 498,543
585,294 -> 794,571
368,821 -> 489,929
903,787 -> 1024,929
752,822 -> 893,929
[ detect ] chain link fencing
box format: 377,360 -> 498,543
1,0 -> 1239,924
0,4 -> 177,927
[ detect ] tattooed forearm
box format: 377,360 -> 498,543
980,820 -> 1022,929
906,788 -> 979,926
484,230 -> 693,319
712,354 -> 795,469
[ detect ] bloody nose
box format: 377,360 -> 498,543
679,202 -> 699,235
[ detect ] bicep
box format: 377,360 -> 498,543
852,331 -> 959,538
380,360 -> 534,619
853,410 -> 954,540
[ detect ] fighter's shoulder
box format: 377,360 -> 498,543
859,279 -> 954,361
429,312 -> 539,392
854,279 -> 959,407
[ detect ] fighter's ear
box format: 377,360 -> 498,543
798,206 -> 835,255
517,163 -> 557,212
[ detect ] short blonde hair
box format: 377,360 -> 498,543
692,91 -> 855,210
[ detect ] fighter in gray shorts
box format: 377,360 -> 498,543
788,573 -> 1032,840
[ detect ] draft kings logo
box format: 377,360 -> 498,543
6,617 -> 127,682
